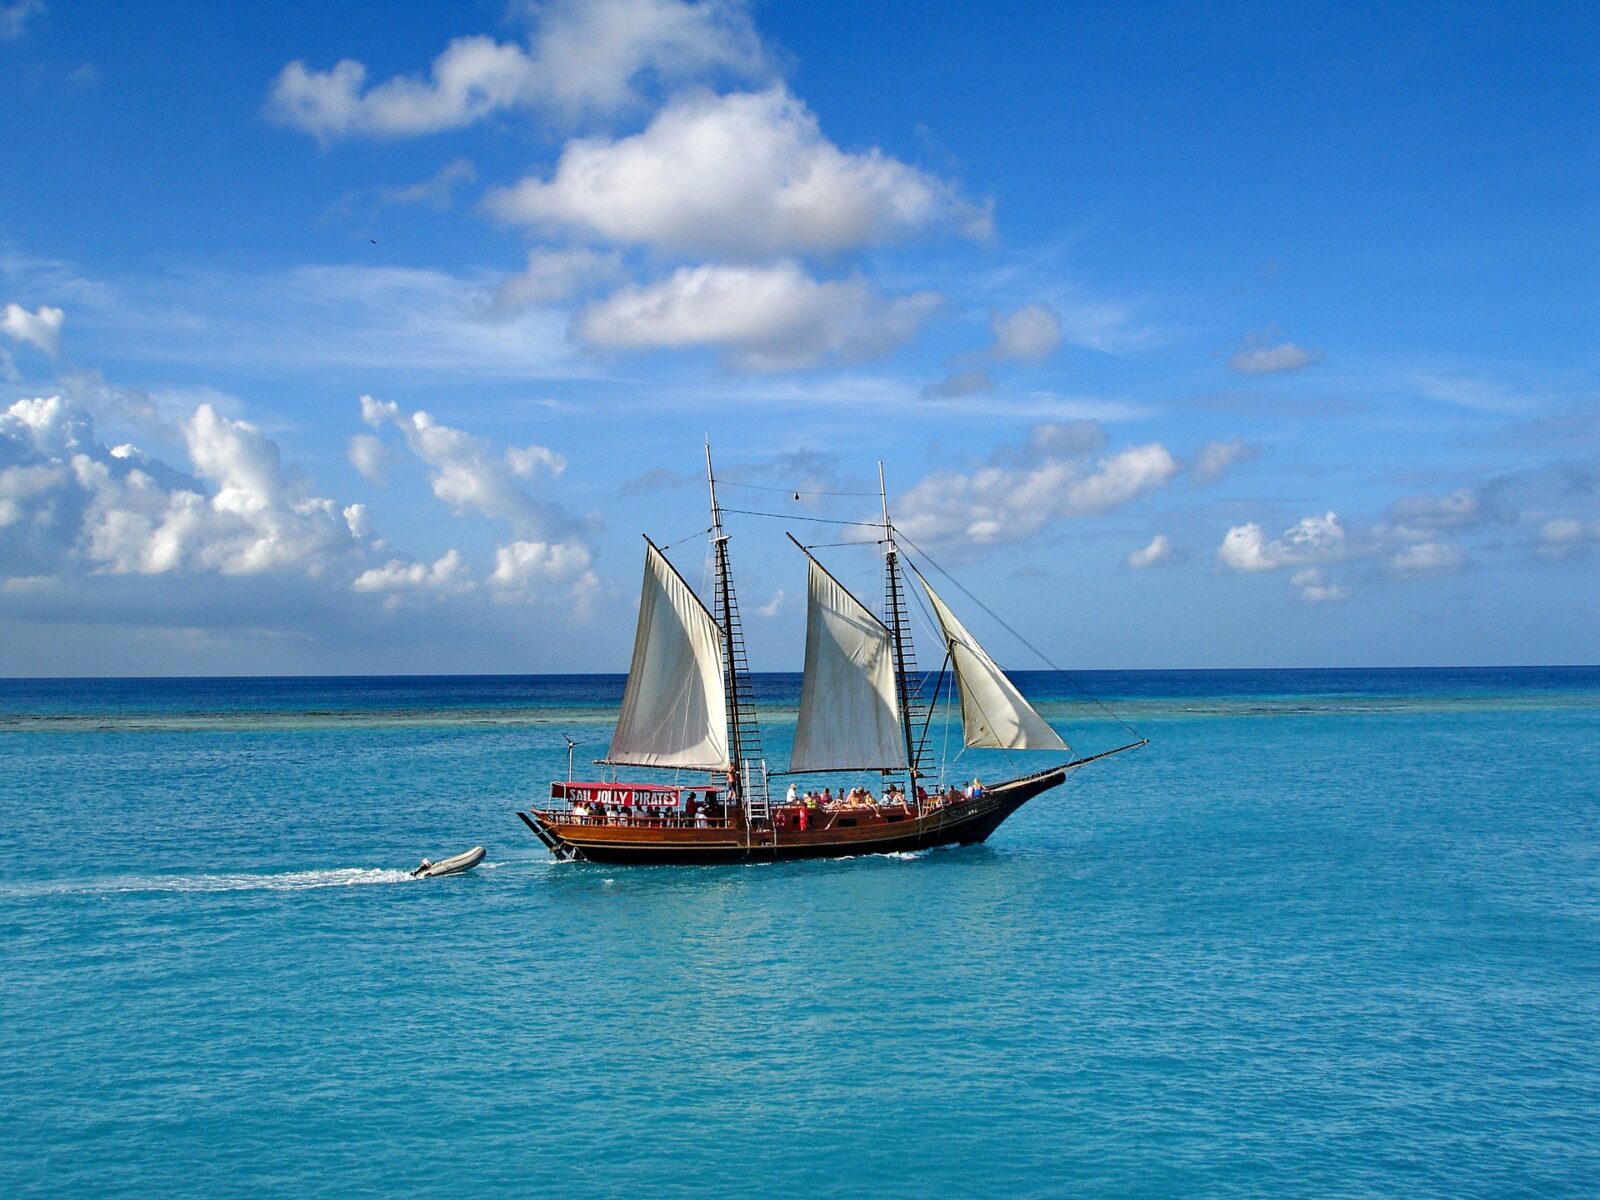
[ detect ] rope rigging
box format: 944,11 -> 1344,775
718,480 -> 880,498
892,528 -> 1144,743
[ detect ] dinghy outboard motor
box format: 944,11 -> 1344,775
409,845 -> 487,879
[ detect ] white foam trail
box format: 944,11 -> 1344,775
3,867 -> 418,897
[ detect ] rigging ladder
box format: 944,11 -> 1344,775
713,546 -> 771,825
884,552 -> 929,788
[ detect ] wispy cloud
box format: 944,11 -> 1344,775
1227,340 -> 1320,375
1189,437 -> 1259,485
0,0 -> 43,41
267,0 -> 769,139
1409,370 -> 1541,413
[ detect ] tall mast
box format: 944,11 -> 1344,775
879,462 -> 921,810
706,442 -> 743,794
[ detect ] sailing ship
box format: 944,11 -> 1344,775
517,447 -> 1144,865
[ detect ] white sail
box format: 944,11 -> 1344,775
919,575 -> 1069,753
790,556 -> 906,772
606,541 -> 729,770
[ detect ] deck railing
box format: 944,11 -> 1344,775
536,809 -> 740,830
535,797 -> 978,831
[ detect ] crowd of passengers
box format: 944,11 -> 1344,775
563,778 -> 988,829
566,793 -> 728,827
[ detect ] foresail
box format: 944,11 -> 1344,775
790,556 -> 907,772
918,575 -> 1070,753
606,541 -> 729,770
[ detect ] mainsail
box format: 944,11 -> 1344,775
606,540 -> 729,770
790,555 -> 906,772
918,573 -> 1070,753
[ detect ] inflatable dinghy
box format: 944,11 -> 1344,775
411,845 -> 486,878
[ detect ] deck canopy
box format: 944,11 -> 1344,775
606,541 -> 729,770
790,555 -> 907,773
918,573 -> 1070,753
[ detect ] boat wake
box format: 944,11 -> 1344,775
2,866 -> 421,898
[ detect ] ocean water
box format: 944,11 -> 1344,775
1,667 -> 1596,1197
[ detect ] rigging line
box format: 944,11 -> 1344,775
946,630 -> 1024,779
800,538 -> 886,550
720,507 -> 883,528
914,647 -> 952,768
659,525 -> 713,552
895,528 -> 1143,742
936,637 -> 956,784
718,480 -> 880,497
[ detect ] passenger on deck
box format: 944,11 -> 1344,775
695,805 -> 709,828
786,782 -> 798,805
968,778 -> 985,800
821,787 -> 833,807
916,785 -> 929,806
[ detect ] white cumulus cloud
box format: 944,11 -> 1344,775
1218,512 -> 1348,573
575,261 -> 942,372
1126,534 -> 1173,569
0,395 -> 367,579
268,0 -> 767,139
487,87 -> 989,257
1,303 -> 65,358
354,549 -> 473,595
505,443 -> 568,480
896,425 -> 1181,550
359,396 -> 577,537
488,538 -> 599,610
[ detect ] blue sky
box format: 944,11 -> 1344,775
0,0 -> 1595,675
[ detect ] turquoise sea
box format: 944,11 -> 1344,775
1,667 -> 1597,1197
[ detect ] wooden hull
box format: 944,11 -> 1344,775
516,765 -> 1069,865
